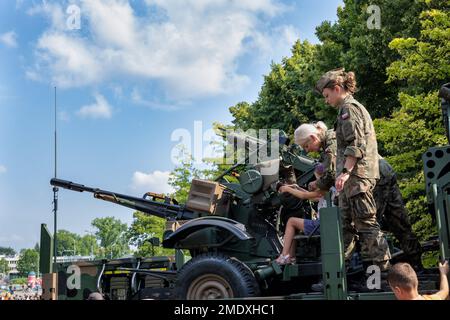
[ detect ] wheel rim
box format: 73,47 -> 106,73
186,274 -> 234,299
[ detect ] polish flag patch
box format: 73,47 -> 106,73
341,112 -> 349,120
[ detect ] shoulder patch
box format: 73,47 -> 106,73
341,112 -> 349,120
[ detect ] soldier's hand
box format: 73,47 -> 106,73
439,260 -> 449,275
335,173 -> 350,192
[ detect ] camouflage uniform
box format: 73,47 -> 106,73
315,131 -> 422,267
315,130 -> 337,192
334,95 -> 391,270
375,158 -> 422,267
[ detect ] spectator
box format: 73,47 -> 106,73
87,292 -> 105,300
388,261 -> 449,300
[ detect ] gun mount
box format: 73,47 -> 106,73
43,88 -> 450,300
47,130 -> 326,299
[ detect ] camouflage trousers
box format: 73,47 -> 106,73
374,180 -> 422,266
339,176 -> 391,270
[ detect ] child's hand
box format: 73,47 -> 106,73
279,185 -> 291,194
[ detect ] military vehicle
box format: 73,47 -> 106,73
39,83 -> 450,300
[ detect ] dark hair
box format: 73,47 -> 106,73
324,71 -> 357,94
387,263 -> 418,290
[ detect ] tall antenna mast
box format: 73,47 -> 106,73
52,87 -> 58,264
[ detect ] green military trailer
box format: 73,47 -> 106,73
39,83 -> 450,300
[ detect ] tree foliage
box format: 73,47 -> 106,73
229,0 -> 426,137
55,230 -> 99,257
386,0 -> 450,92
168,152 -> 203,204
127,211 -> 172,257
17,249 -> 39,276
91,217 -> 130,259
0,258 -> 9,275
374,0 -> 450,247
0,246 -> 16,256
56,230 -> 80,256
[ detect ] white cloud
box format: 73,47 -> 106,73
131,88 -> 179,111
27,2 -> 66,31
0,165 -> 6,174
131,170 -> 175,194
0,31 -> 18,48
27,0 -> 293,100
77,94 -> 113,119
34,32 -> 103,87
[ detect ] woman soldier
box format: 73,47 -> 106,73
314,68 -> 391,271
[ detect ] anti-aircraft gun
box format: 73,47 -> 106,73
41,84 -> 450,301
46,129 -> 324,299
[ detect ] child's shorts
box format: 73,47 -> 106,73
304,219 -> 320,235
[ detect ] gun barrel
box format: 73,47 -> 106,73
51,178 -> 97,193
50,178 -> 193,220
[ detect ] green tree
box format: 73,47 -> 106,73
56,230 -> 81,256
17,249 -> 39,276
168,152 -> 203,204
78,234 -> 99,257
0,246 -> 16,256
229,0 -> 426,134
0,258 -> 9,275
127,211 -> 172,257
375,0 -> 450,249
386,0 -> 450,93
315,0 -> 424,118
91,217 -> 130,259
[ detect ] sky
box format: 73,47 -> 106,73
0,0 -> 343,252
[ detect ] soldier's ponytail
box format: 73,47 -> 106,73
343,71 -> 357,94
322,69 -> 357,94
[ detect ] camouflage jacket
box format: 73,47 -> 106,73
316,129 -> 337,191
335,95 -> 379,179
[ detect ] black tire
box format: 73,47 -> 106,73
175,253 -> 260,300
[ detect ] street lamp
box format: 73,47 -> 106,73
85,230 -> 96,259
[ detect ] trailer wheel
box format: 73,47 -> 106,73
175,253 -> 260,299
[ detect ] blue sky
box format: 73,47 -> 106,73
0,0 -> 343,252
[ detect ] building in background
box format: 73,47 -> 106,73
0,255 -> 20,278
